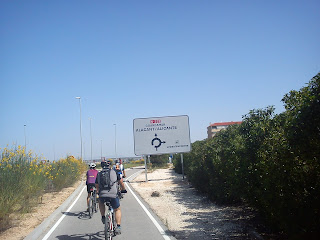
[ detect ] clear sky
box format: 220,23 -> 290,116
1,0 -> 319,161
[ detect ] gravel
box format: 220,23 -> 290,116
130,168 -> 279,240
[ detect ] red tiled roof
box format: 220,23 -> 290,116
210,121 -> 242,127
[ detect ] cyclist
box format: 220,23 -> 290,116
113,159 -> 127,193
86,163 -> 98,212
95,160 -> 122,235
119,158 -> 126,179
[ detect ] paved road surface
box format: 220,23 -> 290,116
29,168 -> 175,240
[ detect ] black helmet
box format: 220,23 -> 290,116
101,160 -> 111,169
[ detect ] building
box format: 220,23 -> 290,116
207,121 -> 242,138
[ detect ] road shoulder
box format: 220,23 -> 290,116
130,168 -> 279,239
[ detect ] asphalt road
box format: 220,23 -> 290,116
26,167 -> 175,240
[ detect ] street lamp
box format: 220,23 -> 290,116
24,124 -> 27,151
89,117 -> 93,161
100,140 -> 103,159
75,97 -> 83,161
113,124 -> 117,158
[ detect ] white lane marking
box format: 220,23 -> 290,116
43,170 -> 171,240
125,177 -> 172,240
42,186 -> 86,240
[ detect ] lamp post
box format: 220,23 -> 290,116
24,124 -> 27,151
100,140 -> 102,159
75,97 -> 83,161
89,117 -> 92,161
113,123 -> 117,158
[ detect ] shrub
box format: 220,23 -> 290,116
173,73 -> 320,237
0,147 -> 86,232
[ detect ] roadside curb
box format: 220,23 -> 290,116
24,180 -> 85,240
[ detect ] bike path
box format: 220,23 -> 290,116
25,168 -> 175,240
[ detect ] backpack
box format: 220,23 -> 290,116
98,169 -> 115,191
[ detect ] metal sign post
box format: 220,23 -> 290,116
144,155 -> 148,182
181,153 -> 184,180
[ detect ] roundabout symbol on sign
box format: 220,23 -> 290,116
151,134 -> 166,151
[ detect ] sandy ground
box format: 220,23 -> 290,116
130,168 -> 280,240
0,168 -> 280,240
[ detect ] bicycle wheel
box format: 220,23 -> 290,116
91,195 -> 95,216
112,211 -> 117,236
95,199 -> 99,212
117,185 -> 123,199
104,212 -> 112,240
88,196 -> 93,218
93,191 -> 98,212
94,191 -> 99,212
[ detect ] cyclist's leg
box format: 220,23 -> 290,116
110,198 -> 121,225
114,207 -> 121,235
119,178 -> 124,190
114,207 -> 121,225
119,177 -> 127,192
99,197 -> 106,216
87,193 -> 91,207
86,184 -> 92,210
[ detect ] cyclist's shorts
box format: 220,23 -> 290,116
117,173 -> 122,180
99,197 -> 120,209
87,183 -> 96,193
115,170 -> 122,180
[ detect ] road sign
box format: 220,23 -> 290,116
133,115 -> 191,155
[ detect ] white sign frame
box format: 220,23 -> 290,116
133,115 -> 191,155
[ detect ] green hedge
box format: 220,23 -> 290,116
174,73 -> 320,237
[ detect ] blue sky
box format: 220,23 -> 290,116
1,0 -> 319,160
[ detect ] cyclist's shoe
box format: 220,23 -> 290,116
101,216 -> 106,224
121,189 -> 127,193
115,225 -> 121,235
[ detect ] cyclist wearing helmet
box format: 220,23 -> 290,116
96,160 -> 122,234
113,159 -> 127,193
86,162 -> 98,212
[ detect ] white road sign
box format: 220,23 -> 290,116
133,115 -> 191,155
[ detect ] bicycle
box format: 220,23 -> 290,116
88,186 -> 98,218
104,201 -> 117,240
117,183 -> 123,200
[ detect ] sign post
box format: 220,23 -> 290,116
181,153 -> 184,180
133,115 -> 191,181
144,155 -> 148,182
